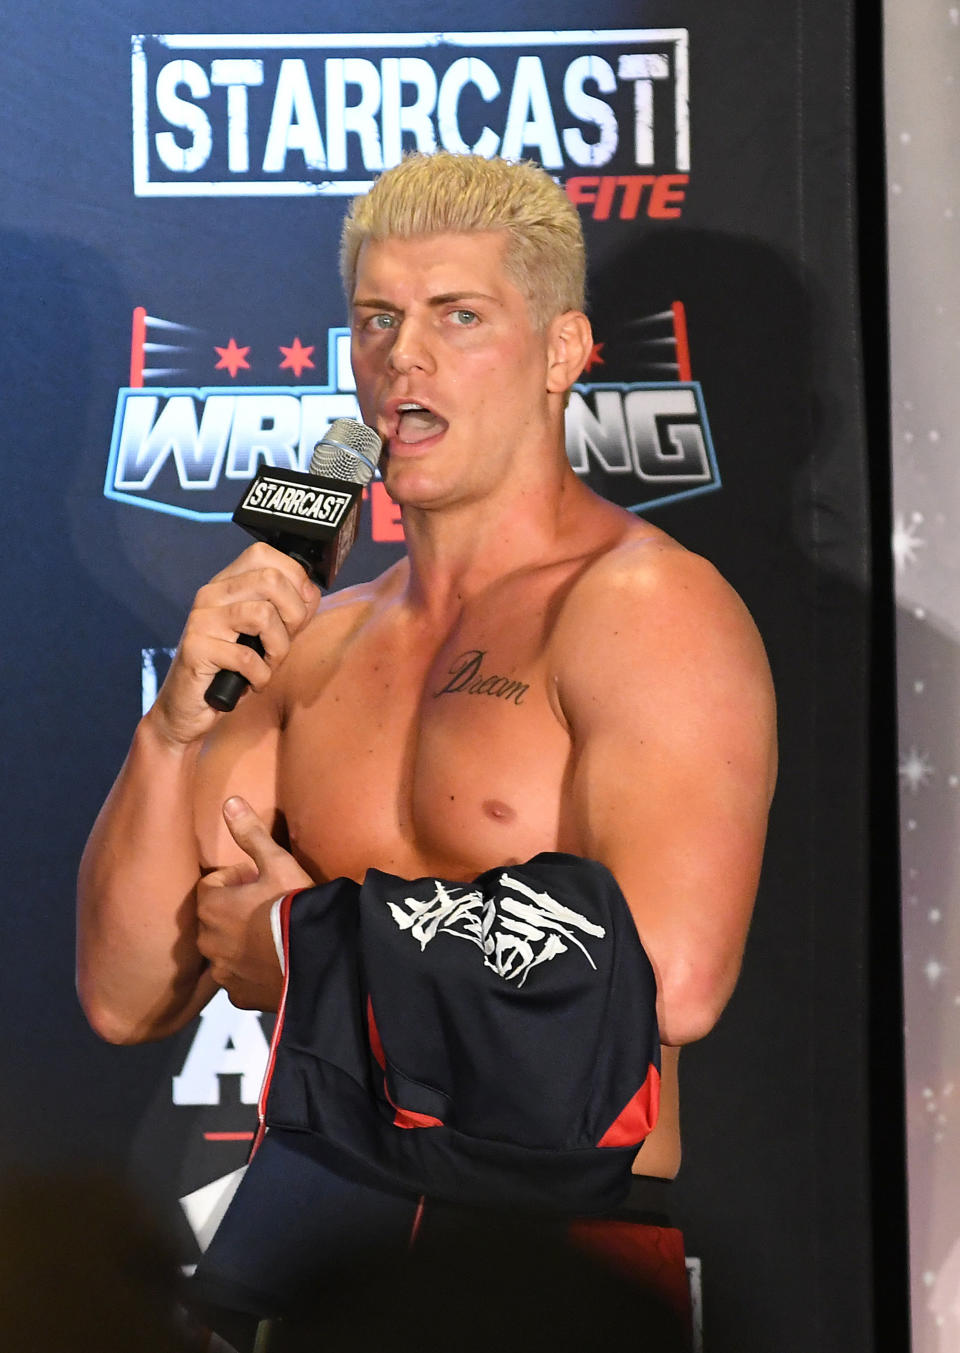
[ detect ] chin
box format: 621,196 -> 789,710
384,468 -> 456,510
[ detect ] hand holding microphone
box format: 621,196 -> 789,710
204,418 -> 382,712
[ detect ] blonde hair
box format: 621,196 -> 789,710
340,152 -> 585,329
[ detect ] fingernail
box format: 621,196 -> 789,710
223,796 -> 246,820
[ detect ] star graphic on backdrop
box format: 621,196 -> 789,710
214,338 -> 251,378
279,336 -> 316,377
892,510 -> 926,572
583,341 -> 605,374
900,745 -> 935,794
924,959 -> 945,988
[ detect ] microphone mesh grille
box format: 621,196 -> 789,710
310,418 -> 382,485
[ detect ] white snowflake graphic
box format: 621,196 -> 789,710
925,959 -> 946,988
900,745 -> 935,793
892,511 -> 927,572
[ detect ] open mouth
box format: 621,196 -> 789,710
395,403 -> 448,446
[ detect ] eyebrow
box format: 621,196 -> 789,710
352,290 -> 500,311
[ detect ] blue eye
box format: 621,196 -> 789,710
452,309 -> 478,325
369,313 -> 397,331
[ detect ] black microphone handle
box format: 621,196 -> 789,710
204,633 -> 265,712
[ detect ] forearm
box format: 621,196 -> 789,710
77,543 -> 317,1042
77,713 -> 212,1043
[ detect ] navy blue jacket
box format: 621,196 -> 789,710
258,852 -> 661,1214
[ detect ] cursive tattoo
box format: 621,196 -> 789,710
433,649 -> 529,706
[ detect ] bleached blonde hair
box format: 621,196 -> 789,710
340,152 -> 586,330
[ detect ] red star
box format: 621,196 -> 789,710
583,341 -> 605,374
279,336 -> 316,378
214,337 -> 251,378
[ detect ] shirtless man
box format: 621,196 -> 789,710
77,152 -> 776,1195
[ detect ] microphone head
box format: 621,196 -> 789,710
310,418 -> 382,485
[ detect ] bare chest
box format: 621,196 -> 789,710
278,609 -> 574,883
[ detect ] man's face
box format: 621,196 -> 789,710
350,230 -> 555,510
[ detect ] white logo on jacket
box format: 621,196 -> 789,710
386,872 -> 606,987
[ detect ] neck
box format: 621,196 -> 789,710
398,455 -> 586,618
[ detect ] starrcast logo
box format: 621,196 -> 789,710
131,29 -> 691,218
105,303 -> 719,523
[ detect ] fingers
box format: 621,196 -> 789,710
217,541 -> 322,618
211,539 -> 317,597
201,545 -> 318,636
194,803 -> 311,1014
191,545 -> 322,675
187,548 -> 318,677
221,795 -> 282,871
202,859 -> 259,890
148,543 -> 321,744
219,796 -> 315,893
180,598 -> 292,692
195,879 -> 284,1011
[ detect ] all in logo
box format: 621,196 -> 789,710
132,30 -> 690,219
105,304 -> 718,522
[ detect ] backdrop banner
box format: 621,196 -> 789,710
886,2 -> 960,1350
1,4 -> 877,1349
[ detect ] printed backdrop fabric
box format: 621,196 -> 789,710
886,2 -> 960,1350
0,3 -> 878,1350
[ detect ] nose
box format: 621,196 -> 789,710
387,316 -> 435,376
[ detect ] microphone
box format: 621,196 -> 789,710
204,417 -> 383,712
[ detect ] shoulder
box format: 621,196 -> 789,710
311,558 -> 407,632
551,526 -> 775,759
555,524 -> 763,662
276,560 -> 406,689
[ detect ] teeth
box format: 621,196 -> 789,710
398,403 -> 427,412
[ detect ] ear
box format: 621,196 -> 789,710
545,311 -> 594,394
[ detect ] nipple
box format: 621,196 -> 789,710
482,799 -> 516,824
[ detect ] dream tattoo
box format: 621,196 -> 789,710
433,649 -> 529,706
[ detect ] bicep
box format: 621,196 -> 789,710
559,552 -> 776,1041
570,704 -> 771,968
193,687 -> 284,870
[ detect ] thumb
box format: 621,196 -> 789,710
221,796 -> 280,870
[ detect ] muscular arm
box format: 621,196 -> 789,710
555,542 -> 777,1047
77,719 -> 217,1044
76,544 -> 317,1044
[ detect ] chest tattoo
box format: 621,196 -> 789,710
433,649 -> 529,706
